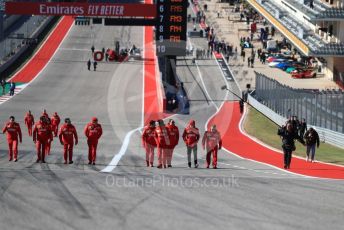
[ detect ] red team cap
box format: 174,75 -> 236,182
92,117 -> 98,122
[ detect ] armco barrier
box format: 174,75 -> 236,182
248,93 -> 344,149
3,15 -> 21,31
0,16 -> 54,75
0,43 -> 28,73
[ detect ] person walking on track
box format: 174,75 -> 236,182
304,127 -> 320,163
166,119 -> 179,167
24,110 -> 35,136
59,118 -> 78,164
182,120 -> 200,168
278,123 -> 305,169
2,116 -> 22,162
141,120 -> 157,167
202,125 -> 222,169
33,116 -> 53,163
154,120 -> 170,169
51,112 -> 61,137
84,117 -> 102,165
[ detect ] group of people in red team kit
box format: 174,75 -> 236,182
142,119 -> 222,169
2,112 -> 222,168
2,110 -> 102,165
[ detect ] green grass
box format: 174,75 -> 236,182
243,106 -> 344,166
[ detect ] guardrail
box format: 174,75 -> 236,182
0,16 -> 55,76
3,15 -> 21,31
248,93 -> 344,149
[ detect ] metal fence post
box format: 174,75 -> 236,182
319,90 -> 325,128
342,91 -> 344,133
310,92 -> 314,126
268,78 -> 272,108
336,91 -> 339,132
288,87 -> 291,116
325,91 -> 328,129
274,80 -> 277,112
256,74 -> 260,97
297,90 -> 301,121
277,82 -> 282,114
330,91 -> 333,131
264,74 -> 268,102
293,89 -> 296,117
314,92 -> 318,127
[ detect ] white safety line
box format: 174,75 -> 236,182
102,15 -> 343,178
216,53 -> 329,178
239,109 -> 344,169
101,127 -> 141,173
217,161 -> 293,177
202,52 -> 230,132
101,26 -> 146,173
194,60 -> 219,110
101,23 -> 177,173
219,52 -> 242,96
183,47 -> 311,178
210,52 -> 314,178
213,53 -> 344,177
59,48 -> 90,51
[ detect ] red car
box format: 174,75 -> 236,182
266,54 -> 292,63
291,68 -> 317,78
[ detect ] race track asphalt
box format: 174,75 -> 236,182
0,20 -> 344,230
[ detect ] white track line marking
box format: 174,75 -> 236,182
101,127 -> 141,173
239,109 -> 344,169
195,60 -> 219,110
193,51 -> 312,178
59,48 -> 89,51
101,25 -> 147,173
215,52 -> 344,177
101,22 -> 177,173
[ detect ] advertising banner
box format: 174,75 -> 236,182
5,2 -> 156,17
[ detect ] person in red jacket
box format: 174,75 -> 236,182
182,119 -> 200,168
33,116 -> 53,163
59,118 -> 78,164
141,120 -> 156,167
51,112 -> 61,137
42,109 -> 49,119
45,117 -> 53,155
41,109 -> 52,155
166,119 -> 179,167
202,124 -> 222,169
2,116 -> 22,162
24,110 -> 34,136
154,119 -> 170,169
84,117 -> 102,165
